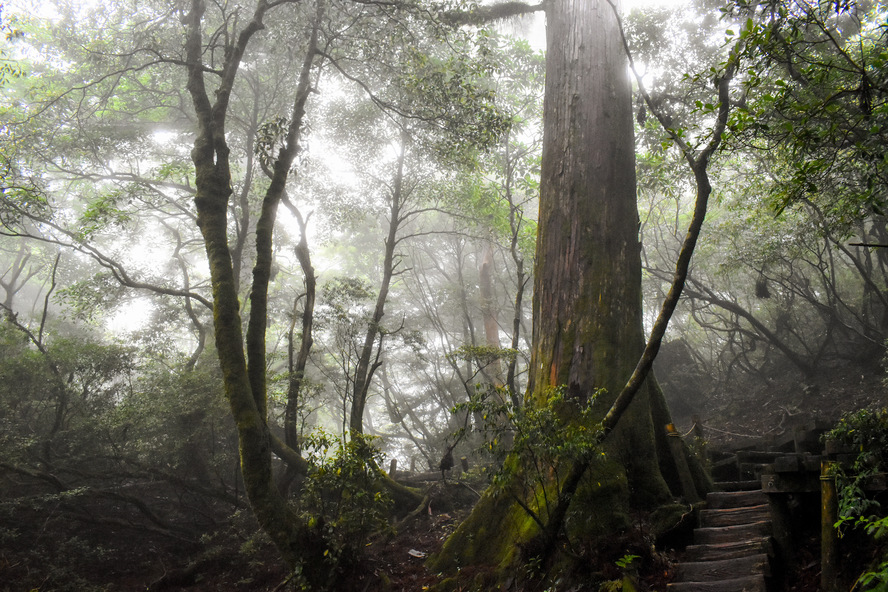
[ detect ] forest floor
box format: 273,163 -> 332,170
674,361 -> 887,451
3,361 -> 885,591
173,358 -> 887,591
139,482 -> 474,592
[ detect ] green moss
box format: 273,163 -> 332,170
564,456 -> 632,540
428,484 -> 541,574
431,456 -> 639,592
649,503 -> 691,539
602,385 -> 674,508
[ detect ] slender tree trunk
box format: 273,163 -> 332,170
479,244 -> 503,383
184,0 -> 329,582
504,136 -> 528,405
275,208 -> 316,495
349,138 -> 406,434
285,211 -> 316,451
0,244 -> 38,310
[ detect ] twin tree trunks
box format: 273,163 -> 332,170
429,0 -> 708,576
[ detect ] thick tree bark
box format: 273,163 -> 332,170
528,0 -> 670,502
431,0 -> 693,576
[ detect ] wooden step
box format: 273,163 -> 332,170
714,480 -> 763,492
699,504 -> 770,527
736,450 -> 784,463
674,553 -> 771,581
694,520 -> 771,545
683,538 -> 773,562
669,478 -> 773,592
739,462 -> 768,479
667,574 -> 767,592
706,489 -> 767,509
711,456 -> 739,469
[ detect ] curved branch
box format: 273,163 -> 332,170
601,0 -> 743,436
1,223 -> 213,309
681,279 -> 815,375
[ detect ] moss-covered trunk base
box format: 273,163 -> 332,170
428,455 -> 632,583
427,383 -> 710,589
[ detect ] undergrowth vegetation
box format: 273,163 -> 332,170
298,430 -> 394,570
826,408 -> 888,591
456,386 -> 605,531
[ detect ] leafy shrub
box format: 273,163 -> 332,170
456,386 -> 604,528
826,408 -> 888,521
825,408 -> 888,590
298,430 -> 393,567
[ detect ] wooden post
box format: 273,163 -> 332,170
389,458 -> 397,478
691,415 -> 704,440
821,460 -> 839,592
691,414 -> 707,463
793,424 -> 805,454
665,424 -> 701,503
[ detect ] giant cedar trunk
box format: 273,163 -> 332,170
530,0 -> 643,405
430,0 -> 681,574
529,0 -> 671,504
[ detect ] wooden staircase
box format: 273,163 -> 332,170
668,489 -> 773,592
